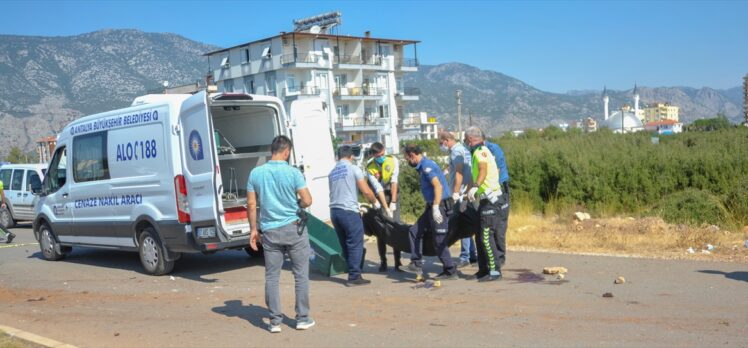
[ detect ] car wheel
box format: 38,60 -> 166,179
138,228 -> 175,275
0,207 -> 15,229
39,223 -> 65,261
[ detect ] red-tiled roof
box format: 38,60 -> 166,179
645,119 -> 678,127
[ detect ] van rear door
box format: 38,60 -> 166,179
288,98 -> 336,221
179,91 -> 218,225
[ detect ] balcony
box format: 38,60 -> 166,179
396,87 -> 420,101
336,115 -> 388,131
334,86 -> 387,100
284,86 -> 326,99
396,58 -> 419,72
334,55 -> 383,69
280,53 -> 324,68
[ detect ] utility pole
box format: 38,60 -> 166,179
455,89 -> 462,132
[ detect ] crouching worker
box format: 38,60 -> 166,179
465,127 -> 503,282
328,145 -> 384,287
403,143 -> 458,280
248,135 -> 315,333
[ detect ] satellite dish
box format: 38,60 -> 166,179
309,25 -> 321,34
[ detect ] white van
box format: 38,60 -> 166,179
0,163 -> 46,228
33,91 -> 335,275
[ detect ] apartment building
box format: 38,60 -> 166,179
643,102 -> 680,123
399,112 -> 439,140
204,31 -> 419,154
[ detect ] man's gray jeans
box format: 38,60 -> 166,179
261,223 -> 310,326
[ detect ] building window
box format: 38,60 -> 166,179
286,75 -> 296,92
220,56 -> 229,68
336,105 -> 349,118
244,76 -> 255,94
243,48 -> 250,63
262,46 -> 271,59
265,72 -> 276,96
73,132 -> 109,182
223,79 -> 234,92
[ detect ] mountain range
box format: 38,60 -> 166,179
0,29 -> 743,157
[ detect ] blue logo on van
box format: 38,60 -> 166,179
189,130 -> 204,161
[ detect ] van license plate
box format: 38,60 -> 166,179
197,227 -> 217,239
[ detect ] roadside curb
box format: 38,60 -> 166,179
0,324 -> 78,348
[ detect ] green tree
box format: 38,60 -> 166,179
4,147 -> 26,163
686,114 -> 733,132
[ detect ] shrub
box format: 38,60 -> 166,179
723,180 -> 748,227
654,189 -> 730,227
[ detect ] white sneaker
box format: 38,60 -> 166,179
268,324 -> 281,333
296,318 -> 315,330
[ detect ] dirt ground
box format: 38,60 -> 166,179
507,213 -> 748,263
1,223 -> 747,347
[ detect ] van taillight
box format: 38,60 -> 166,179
174,175 -> 190,223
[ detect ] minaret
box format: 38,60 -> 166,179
603,86 -> 609,120
634,83 -> 640,114
743,74 -> 748,126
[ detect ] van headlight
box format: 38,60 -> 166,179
196,227 -> 217,239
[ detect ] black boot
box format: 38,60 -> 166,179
378,262 -> 387,272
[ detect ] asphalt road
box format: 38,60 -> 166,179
1,224 -> 746,347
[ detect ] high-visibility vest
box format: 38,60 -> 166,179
366,155 -> 396,185
471,145 -> 501,196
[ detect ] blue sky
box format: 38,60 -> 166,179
4,0 -> 747,93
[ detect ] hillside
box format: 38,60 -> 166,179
0,30 -> 743,156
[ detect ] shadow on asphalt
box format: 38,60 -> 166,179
698,270 -> 748,283
28,248 -> 264,282
212,299 -> 295,330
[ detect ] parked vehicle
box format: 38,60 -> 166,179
33,91 -> 335,275
0,163 -> 46,228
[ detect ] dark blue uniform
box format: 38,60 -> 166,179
408,157 -> 456,275
484,140 -> 510,266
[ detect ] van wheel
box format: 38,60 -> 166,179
138,228 -> 175,275
0,207 -> 15,229
244,245 -> 264,258
39,224 -> 65,261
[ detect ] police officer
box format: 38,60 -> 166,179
328,145 -> 383,286
366,142 -> 402,272
465,127 -> 503,282
403,143 -> 457,280
484,134 -> 510,267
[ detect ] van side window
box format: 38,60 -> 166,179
11,169 -> 24,191
0,169 -> 10,188
45,147 -> 67,193
26,170 -> 42,192
73,131 -> 110,182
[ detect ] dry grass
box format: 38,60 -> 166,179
508,211 -> 748,262
0,331 -> 29,348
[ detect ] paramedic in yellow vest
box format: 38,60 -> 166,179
366,142 -> 402,272
465,127 -> 503,282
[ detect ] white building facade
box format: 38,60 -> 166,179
399,112 -> 439,140
205,32 -> 419,154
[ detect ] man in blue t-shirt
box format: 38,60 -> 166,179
247,135 -> 315,333
328,145 -> 382,286
483,136 -> 510,267
403,143 -> 457,280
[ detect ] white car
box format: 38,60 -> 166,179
34,91 -> 335,275
0,163 -> 46,228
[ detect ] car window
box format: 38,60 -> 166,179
11,169 -> 24,191
0,169 -> 10,188
45,147 -> 67,193
27,170 -> 42,192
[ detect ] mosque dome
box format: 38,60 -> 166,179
604,110 -> 643,133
